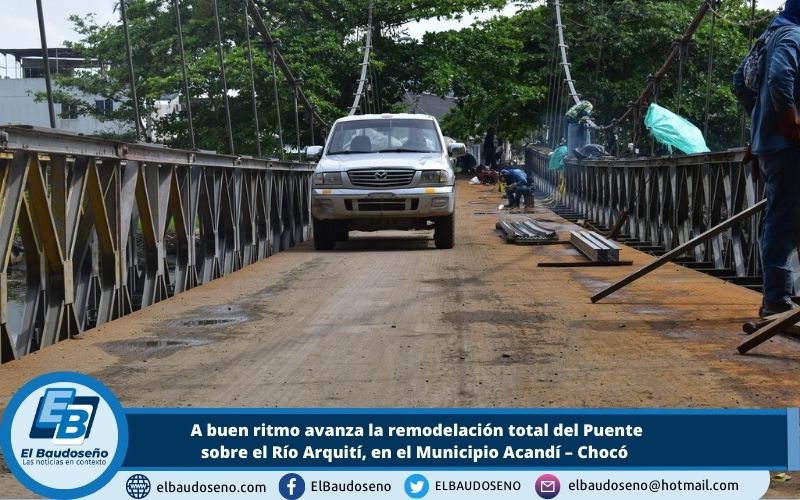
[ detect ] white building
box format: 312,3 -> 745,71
0,48 -> 130,136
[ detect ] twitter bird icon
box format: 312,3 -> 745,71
404,474 -> 429,498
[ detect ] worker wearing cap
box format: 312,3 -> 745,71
499,168 -> 531,209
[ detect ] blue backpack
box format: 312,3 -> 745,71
743,26 -> 793,92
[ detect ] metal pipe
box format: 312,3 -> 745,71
35,0 -> 56,128
212,0 -> 235,155
120,0 -> 143,140
174,0 -> 196,150
242,0 -> 262,157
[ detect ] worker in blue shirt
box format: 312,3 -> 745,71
734,0 -> 800,317
499,168 -> 531,209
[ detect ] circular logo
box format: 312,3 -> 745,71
278,473 -> 305,499
404,473 -> 429,498
125,474 -> 151,499
535,473 -> 561,499
0,372 -> 128,499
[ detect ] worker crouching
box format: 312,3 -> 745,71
499,168 -> 532,209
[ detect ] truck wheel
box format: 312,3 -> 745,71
313,217 -> 335,250
434,213 -> 455,249
334,225 -> 349,242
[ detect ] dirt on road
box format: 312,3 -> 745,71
1,179 -> 799,497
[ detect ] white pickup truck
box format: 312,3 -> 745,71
308,113 -> 465,250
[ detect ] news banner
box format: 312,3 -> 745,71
0,373 -> 798,499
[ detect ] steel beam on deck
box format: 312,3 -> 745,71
591,199 -> 766,303
570,230 -> 620,263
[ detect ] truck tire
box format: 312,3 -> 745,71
434,213 -> 455,249
334,225 -> 349,242
313,217 -> 335,250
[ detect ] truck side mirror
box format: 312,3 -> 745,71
448,143 -> 467,158
306,145 -> 324,161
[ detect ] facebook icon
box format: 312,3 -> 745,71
278,473 -> 305,500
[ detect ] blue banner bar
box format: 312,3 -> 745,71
122,409 -> 789,470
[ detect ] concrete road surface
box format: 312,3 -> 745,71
1,180 -> 799,497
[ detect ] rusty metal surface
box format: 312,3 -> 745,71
0,126 -> 313,363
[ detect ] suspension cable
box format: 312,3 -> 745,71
553,0 -> 601,130
703,0 -> 717,137
612,1 -> 711,128
242,0 -> 262,157
350,0 -> 375,115
35,0 -> 56,128
119,0 -> 142,140
546,20 -> 559,147
246,0 -> 327,127
553,0 -> 712,132
740,0 -> 758,146
212,0 -> 235,155
371,64 -> 382,113
293,79 -> 302,160
704,0 -> 783,27
269,39 -> 284,159
173,0 -> 195,149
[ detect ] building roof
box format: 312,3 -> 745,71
0,48 -> 85,61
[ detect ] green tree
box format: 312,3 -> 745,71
420,0 -> 776,151
54,0 -> 507,156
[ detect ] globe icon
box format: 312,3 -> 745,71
126,474 -> 151,499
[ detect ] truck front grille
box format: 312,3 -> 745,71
348,169 -> 415,187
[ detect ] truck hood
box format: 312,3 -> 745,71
317,152 -> 447,171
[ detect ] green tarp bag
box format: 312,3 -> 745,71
644,103 -> 710,154
549,145 -> 568,170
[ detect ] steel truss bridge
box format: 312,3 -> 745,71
0,126 -> 312,363
0,0 -> 787,362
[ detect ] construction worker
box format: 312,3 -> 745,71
499,168 -> 531,209
734,0 -> 800,317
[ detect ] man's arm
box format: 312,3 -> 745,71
768,33 -> 800,141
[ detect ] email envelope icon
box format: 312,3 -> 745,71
540,480 -> 556,493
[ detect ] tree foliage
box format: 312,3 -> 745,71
58,0 -> 778,155
421,0 -> 775,151
56,0 -> 505,156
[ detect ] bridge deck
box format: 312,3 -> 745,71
1,179 -> 799,497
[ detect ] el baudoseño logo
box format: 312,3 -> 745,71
0,372 -> 128,499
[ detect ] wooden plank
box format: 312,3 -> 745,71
591,199 -> 766,303
737,307 -> 800,354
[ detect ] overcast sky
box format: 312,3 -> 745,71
0,0 -> 787,75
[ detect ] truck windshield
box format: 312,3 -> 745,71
326,119 -> 442,155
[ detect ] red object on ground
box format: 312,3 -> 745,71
478,169 -> 498,184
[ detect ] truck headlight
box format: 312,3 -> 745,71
314,172 -> 343,185
420,170 -> 451,185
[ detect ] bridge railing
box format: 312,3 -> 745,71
530,148 -> 766,282
0,126 -> 313,363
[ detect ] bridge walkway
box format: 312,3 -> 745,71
1,179 -> 799,496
